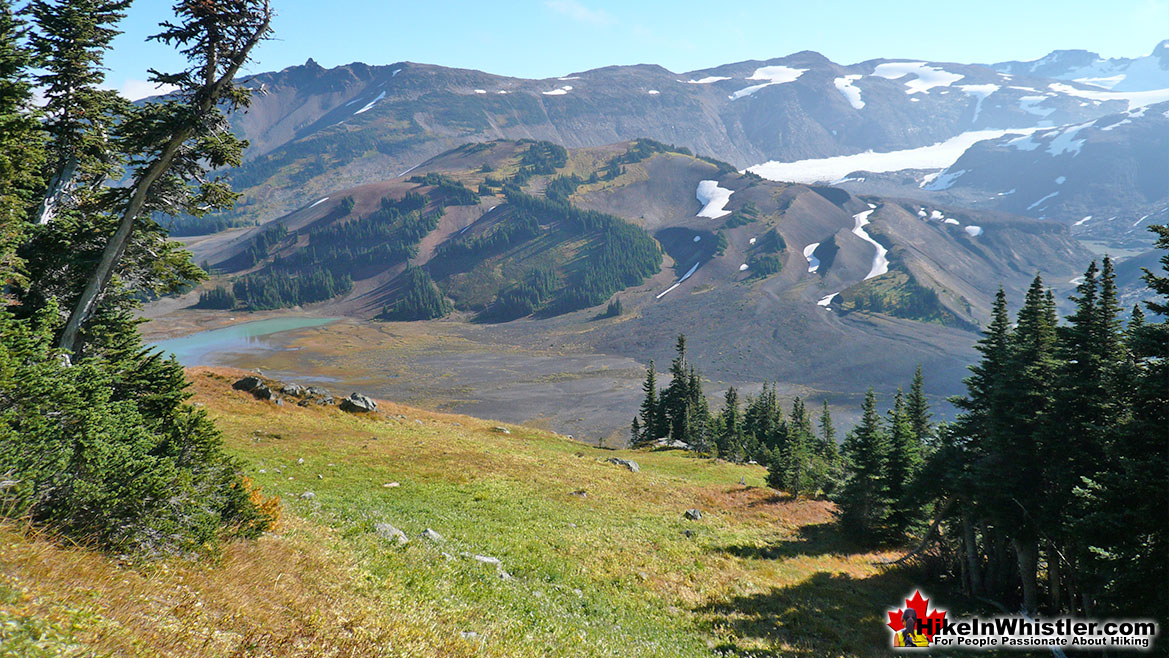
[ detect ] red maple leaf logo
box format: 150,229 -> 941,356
887,590 -> 947,641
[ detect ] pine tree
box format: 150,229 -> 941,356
837,388 -> 893,542
906,365 -> 932,445
0,0 -> 43,292
717,386 -> 742,460
635,359 -> 659,446
886,388 -> 923,538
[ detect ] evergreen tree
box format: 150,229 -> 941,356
0,0 -> 43,291
717,386 -> 742,460
906,365 -> 932,445
886,389 -> 923,538
837,389 -> 893,542
635,359 -> 659,446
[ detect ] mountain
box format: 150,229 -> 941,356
819,102 -> 1169,249
172,139 -> 1090,438
993,40 -> 1169,91
207,51 -> 1144,228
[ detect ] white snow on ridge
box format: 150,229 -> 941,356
682,76 -> 731,84
353,90 -> 386,115
851,209 -> 888,280
747,128 -> 1038,184
308,197 -> 329,209
871,62 -> 964,94
729,65 -> 806,100
1048,82 -> 1169,110
543,85 -> 573,96
695,180 -> 734,218
834,75 -> 865,109
803,243 -> 821,273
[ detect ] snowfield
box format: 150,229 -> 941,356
803,243 -> 821,273
817,292 -> 838,307
959,84 -> 999,121
871,62 -> 964,94
542,85 -> 573,96
695,180 -> 733,218
1048,82 -> 1169,109
729,65 -> 806,100
747,128 -> 1038,184
851,209 -> 889,280
682,76 -> 730,84
922,169 -> 967,191
964,225 -> 984,237
834,75 -> 865,109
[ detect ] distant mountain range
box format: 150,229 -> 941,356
205,44 -> 1167,250
993,40 -> 1169,92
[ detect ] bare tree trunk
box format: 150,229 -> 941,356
1047,541 -> 1062,613
1014,537 -> 1039,616
36,158 -> 77,225
963,513 -> 982,596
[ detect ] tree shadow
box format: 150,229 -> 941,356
697,569 -> 918,657
714,522 -> 857,561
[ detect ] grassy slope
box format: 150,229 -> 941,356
1,367 -> 923,657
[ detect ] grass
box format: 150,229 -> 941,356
0,367 -> 925,657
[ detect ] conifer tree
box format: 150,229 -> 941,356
837,388 -> 893,542
906,365 -> 932,445
718,386 -> 742,460
635,359 -> 659,446
886,388 -> 922,538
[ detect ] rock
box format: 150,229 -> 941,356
252,385 -> 275,400
568,489 -> 587,497
682,529 -> 695,538
299,491 -> 315,500
572,588 -> 583,597
460,631 -> 479,641
383,482 -> 400,488
414,419 -> 424,426
374,522 -> 409,545
306,386 -> 330,398
316,396 -> 334,406
747,460 -> 759,465
297,399 -> 310,407
637,571 -> 649,581
684,508 -> 702,520
492,426 -> 511,435
652,438 -> 693,450
281,382 -> 305,397
472,554 -> 501,566
739,476 -> 747,486
340,392 -> 377,413
297,458 -> 305,465
421,528 -> 444,543
273,397 -> 283,406
605,457 -> 640,473
232,376 -> 263,392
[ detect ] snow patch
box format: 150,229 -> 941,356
391,68 -> 401,77
474,89 -> 487,94
851,209 -> 888,280
871,62 -> 964,94
1048,82 -> 1169,110
729,65 -> 806,100
542,85 -> 573,96
353,91 -> 386,115
656,260 -> 702,300
944,218 -> 960,225
739,263 -> 749,271
1018,95 -> 1055,117
803,243 -> 821,273
922,169 -> 967,191
834,75 -> 865,109
964,225 -> 983,237
748,237 -> 757,245
1054,176 -> 1066,184
647,89 -> 660,95
1074,215 -> 1093,226
959,84 -> 999,122
682,76 -> 730,84
308,197 -> 329,209
1027,191 -> 1060,210
747,128 -> 1039,184
817,293 -> 838,307
695,180 -> 733,219
693,235 -> 701,242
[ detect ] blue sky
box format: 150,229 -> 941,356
103,0 -> 1168,99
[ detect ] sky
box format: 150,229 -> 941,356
102,0 -> 1169,99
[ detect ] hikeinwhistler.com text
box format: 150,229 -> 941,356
924,615 -> 1158,650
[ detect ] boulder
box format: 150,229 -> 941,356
421,528 -> 445,543
684,508 -> 702,521
252,385 -> 275,401
232,376 -> 263,392
492,426 -> 511,435
306,386 -> 330,398
299,491 -> 316,500
316,396 -> 335,406
605,457 -> 640,473
652,438 -> 692,450
281,382 -> 306,397
340,393 -> 377,413
374,522 -> 409,545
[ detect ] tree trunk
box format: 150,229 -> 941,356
963,513 -> 982,596
1047,541 -> 1062,613
1014,537 -> 1039,615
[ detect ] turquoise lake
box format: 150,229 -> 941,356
150,317 -> 337,366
